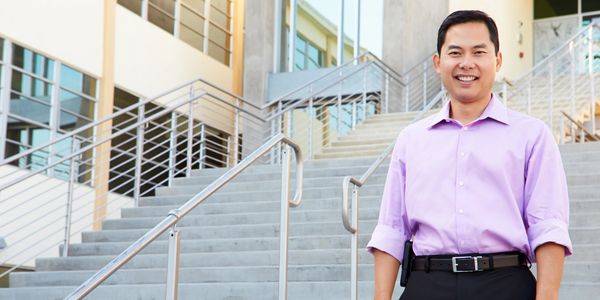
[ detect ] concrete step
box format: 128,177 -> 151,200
104,208 -> 380,230
81,221 -> 379,243
65,234 -> 373,257
35,249 -> 376,272
0,281 -> 404,300
320,144 -> 390,154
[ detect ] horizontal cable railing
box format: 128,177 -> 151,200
64,133 -> 303,300
498,23 -> 600,141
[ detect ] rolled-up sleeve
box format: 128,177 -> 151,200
367,131 -> 411,263
524,124 -> 573,260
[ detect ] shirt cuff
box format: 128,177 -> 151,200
366,224 -> 407,263
527,218 -> 573,260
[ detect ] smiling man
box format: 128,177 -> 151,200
367,10 -> 572,300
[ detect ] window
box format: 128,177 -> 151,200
2,40 -> 97,182
117,0 -> 142,15
294,34 -> 324,71
582,0 -> 600,13
117,0 -> 233,66
534,0 -> 578,19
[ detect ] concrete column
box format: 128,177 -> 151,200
383,0 -> 448,73
93,0 -> 116,231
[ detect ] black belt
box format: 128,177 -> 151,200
412,252 -> 528,273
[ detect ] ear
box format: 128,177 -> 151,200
433,53 -> 441,74
495,51 -> 503,72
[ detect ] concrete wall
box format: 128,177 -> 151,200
243,0 -> 276,107
382,0 -> 448,74
0,165 -> 131,267
449,0 -> 534,81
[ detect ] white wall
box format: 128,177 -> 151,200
449,0 -> 534,80
0,165 -> 132,267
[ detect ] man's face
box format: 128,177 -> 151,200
433,22 -> 502,105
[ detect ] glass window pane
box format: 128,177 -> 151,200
534,0 -> 578,19
9,93 -> 51,126
59,89 -> 95,119
182,0 -> 205,15
5,116 -> 50,169
11,70 -> 53,103
210,6 -> 230,30
148,1 -> 175,34
211,0 -> 229,15
208,41 -> 229,65
307,44 -> 322,68
0,37 -> 4,61
59,110 -> 92,132
295,35 -> 307,54
208,23 -> 230,50
12,44 -> 54,80
117,0 -> 142,15
583,0 -> 600,13
180,5 -> 205,51
60,64 -> 97,97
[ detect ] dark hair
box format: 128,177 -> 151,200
437,10 -> 499,55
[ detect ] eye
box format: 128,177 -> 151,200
475,50 -> 487,55
448,51 -> 461,57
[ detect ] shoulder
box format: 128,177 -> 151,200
506,108 -> 551,138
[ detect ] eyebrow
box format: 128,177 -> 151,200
446,44 -> 489,51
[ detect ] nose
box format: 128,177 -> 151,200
458,55 -> 475,69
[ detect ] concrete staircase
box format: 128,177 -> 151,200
0,115 -> 599,299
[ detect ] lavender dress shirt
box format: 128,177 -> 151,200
367,94 -> 573,263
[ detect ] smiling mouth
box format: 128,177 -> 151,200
455,75 -> 478,82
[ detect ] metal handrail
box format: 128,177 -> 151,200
341,90 -> 446,300
64,133 -> 303,300
560,110 -> 600,142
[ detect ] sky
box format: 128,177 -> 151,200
303,0 -> 384,58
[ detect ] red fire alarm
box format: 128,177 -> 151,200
519,52 -> 524,59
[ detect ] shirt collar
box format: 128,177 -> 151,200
426,93 -> 509,128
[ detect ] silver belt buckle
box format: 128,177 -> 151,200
452,256 -> 483,272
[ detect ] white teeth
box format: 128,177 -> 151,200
457,76 -> 476,82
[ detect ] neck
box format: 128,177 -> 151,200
449,94 -> 493,125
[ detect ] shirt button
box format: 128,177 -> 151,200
460,152 -> 465,157
459,181 -> 464,186
462,126 -> 468,131
459,209 -> 464,214
460,241 -> 465,245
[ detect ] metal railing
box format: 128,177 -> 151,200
560,110 -> 600,143
0,77 -> 267,279
64,133 -> 303,300
341,90 -> 446,300
498,22 -> 600,140
266,52 -> 442,160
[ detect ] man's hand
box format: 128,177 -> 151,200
535,242 -> 565,300
373,249 -> 400,300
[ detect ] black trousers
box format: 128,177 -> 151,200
400,266 -> 536,300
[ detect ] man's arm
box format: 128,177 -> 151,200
373,249 -> 400,300
535,242 -> 565,300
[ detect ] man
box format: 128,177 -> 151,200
367,10 -> 572,300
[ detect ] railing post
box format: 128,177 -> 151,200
233,98 -> 240,166
589,26 -> 597,135
384,72 -> 390,114
199,123 -> 206,169
362,63 -> 368,121
62,138 -> 78,257
502,82 -> 508,106
404,73 -> 410,112
351,99 -> 357,130
186,90 -> 194,177
278,145 -> 291,300
134,104 -> 145,207
350,185 -> 359,300
549,61 -> 555,131
527,82 -> 532,115
559,114 -> 565,144
308,87 -> 314,160
165,225 -> 181,300
168,112 -> 177,186
422,61 -> 427,109
277,101 -> 283,164
337,71 -> 343,133
570,41 -> 576,138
